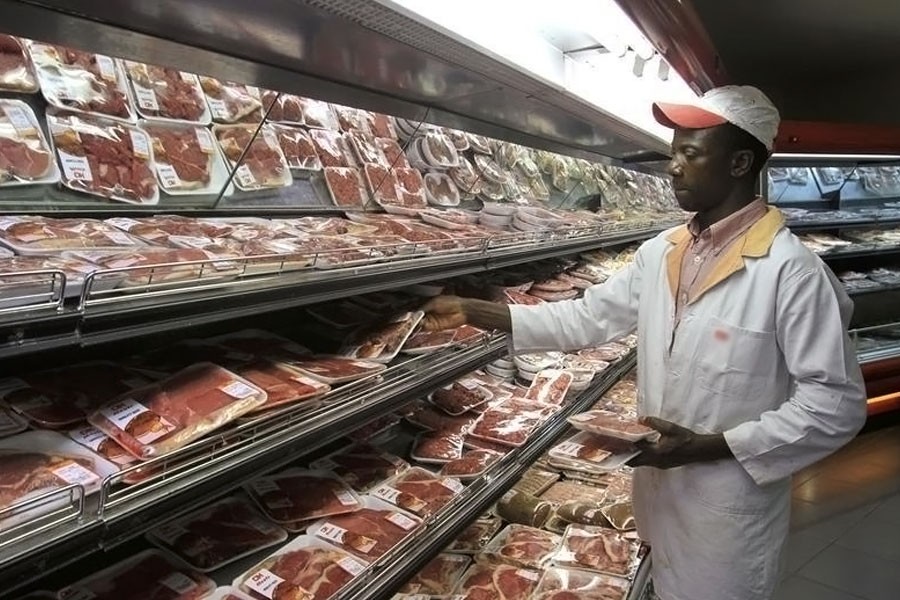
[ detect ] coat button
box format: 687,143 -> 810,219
694,255 -> 702,264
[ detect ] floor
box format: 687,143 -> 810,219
775,421 -> 900,600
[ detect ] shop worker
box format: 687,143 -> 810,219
421,86 -> 867,600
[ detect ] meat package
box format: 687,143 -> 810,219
372,466 -> 464,517
362,163 -> 425,214
199,77 -> 263,123
532,567 -> 629,600
524,370 -> 574,405
0,100 -> 59,187
439,449 -> 504,480
411,430 -> 465,464
480,524 -> 562,570
323,166 -> 368,209
271,124 -> 321,171
428,380 -> 493,415
214,124 -> 293,191
340,311 -> 424,363
58,549 -> 216,600
230,360 -> 330,415
287,356 -> 387,385
451,563 -> 541,600
309,443 -> 409,492
88,362 -> 268,459
578,342 -> 630,363
567,409 -> 656,442
245,469 -> 362,523
399,553 -> 471,595
552,525 -> 641,577
307,496 -> 422,559
68,247 -> 239,288
346,131 -> 388,166
147,497 -> 288,571
234,535 -> 368,600
469,399 -> 557,448
124,61 -> 210,124
446,516 -> 503,554
0,35 -> 37,92
0,255 -> 122,305
310,129 -> 355,168
143,122 -> 231,195
260,91 -> 305,125
68,425 -> 137,467
47,112 -> 158,204
403,402 -> 477,435
299,98 -> 339,130
401,328 -> 457,354
0,215 -> 145,254
28,42 -> 134,121
548,431 -> 639,473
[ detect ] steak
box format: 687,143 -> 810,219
556,526 -> 638,576
313,507 -> 420,558
380,468 -> 461,517
310,444 -> 408,491
470,399 -> 556,447
524,370 -> 573,406
430,381 -> 489,414
455,564 -> 540,600
231,360 -> 329,414
127,62 -> 206,121
247,472 -> 360,523
41,44 -> 130,118
532,568 -> 629,600
200,77 -> 262,123
0,35 -> 35,92
0,451 -> 98,510
0,135 -> 51,181
272,125 -> 319,170
488,524 -> 561,569
239,547 -> 363,600
215,126 -> 287,188
399,553 -> 470,594
403,329 -> 456,350
568,410 -> 655,439
261,91 -> 304,123
145,125 -> 213,189
412,431 -> 464,462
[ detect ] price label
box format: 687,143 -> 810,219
52,460 -> 99,486
244,568 -> 286,599
553,441 -> 584,458
246,86 -> 261,100
441,477 -> 464,493
372,484 -> 402,504
152,163 -> 181,189
385,512 -> 417,531
249,478 -> 281,495
129,130 -> 150,159
68,426 -> 109,451
333,488 -> 358,506
95,55 -> 118,82
154,522 -> 189,545
206,97 -> 230,120
100,398 -> 174,443
235,163 -> 256,188
458,379 -> 479,391
2,105 -> 37,136
133,83 -> 159,111
516,569 -> 540,581
59,150 -> 93,182
337,556 -> 366,576
316,522 -> 349,545
220,380 -> 258,399
195,128 -> 215,153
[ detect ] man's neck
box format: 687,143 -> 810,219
694,188 -> 757,231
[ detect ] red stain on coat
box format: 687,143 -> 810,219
714,328 -> 730,342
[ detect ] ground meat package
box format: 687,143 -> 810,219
124,61 -> 210,124
567,410 -> 657,442
411,430 -> 465,464
147,497 -> 288,572
234,535 -> 368,600
428,379 -> 493,416
451,563 -> 541,600
59,549 -> 216,600
0,99 -> 59,187
214,124 -> 293,191
372,466 -> 464,518
0,35 -> 37,92
439,448 -> 503,480
532,567 -> 629,600
524,369 -> 573,405
479,524 -> 562,570
245,468 -> 362,523
88,362 -> 268,459
340,311 -> 424,363
469,399 -> 557,448
307,496 -> 422,560
399,553 -> 471,595
272,124 -> 321,171
142,122 -> 232,196
552,525 -> 641,577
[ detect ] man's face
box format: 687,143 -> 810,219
667,127 -> 735,213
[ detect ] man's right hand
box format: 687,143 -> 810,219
421,295 -> 468,331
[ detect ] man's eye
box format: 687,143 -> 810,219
682,149 -> 698,159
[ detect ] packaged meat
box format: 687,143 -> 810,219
540,481 -> 608,506
552,525 -> 641,577
567,410 -> 656,442
464,435 -> 516,454
411,430 -> 465,464
307,496 -> 422,559
68,425 -> 137,467
469,399 -> 556,448
234,535 -> 367,600
201,587 -> 256,600
0,255 -> 117,304
340,311 -> 424,363
287,356 -> 387,385
480,524 -> 562,569
124,61 -> 209,124
324,166 -> 368,209
496,489 -> 553,529
0,406 -> 28,438
428,380 -> 493,415
59,549 -> 216,600
473,154 -> 509,184
348,414 -> 401,443
0,100 -> 59,187
88,363 -> 268,459
439,448 -> 503,480
231,360 -> 330,415
311,443 -> 409,492
404,402 -> 477,435
347,131 -> 388,166
0,431 -> 118,528
420,130 -> 459,168
503,290 -> 545,305
366,113 -> 397,140
297,98 -> 337,130
331,104 -> 371,134
292,217 -> 378,237
451,563 -> 541,600
394,167 -> 428,207
578,343 -> 630,363
372,466 -> 463,517
47,112 -> 158,204
556,272 -> 594,290
67,247 -> 238,288
0,35 -> 37,92
260,90 -> 305,125
310,129 -> 355,168
29,42 -> 134,121
142,122 -> 231,195
402,328 -> 457,354
530,288 -> 579,302
446,516 -> 503,554
548,432 -> 639,473
513,353 -> 563,374
375,137 -> 409,169
400,553 -> 471,595
423,173 -> 460,207
214,124 -> 293,191
199,77 -> 263,123
0,216 -> 146,255
245,469 -> 362,523
148,498 -> 288,571
532,567 -> 629,600
524,370 -> 573,405
271,124 -> 321,171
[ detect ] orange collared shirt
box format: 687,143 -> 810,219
675,198 -> 769,322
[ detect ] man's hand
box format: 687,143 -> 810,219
421,296 -> 468,331
627,417 -> 733,469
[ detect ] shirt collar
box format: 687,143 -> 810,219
687,197 -> 769,250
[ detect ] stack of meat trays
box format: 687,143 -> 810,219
546,432 -> 641,474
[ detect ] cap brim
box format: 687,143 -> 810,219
653,102 -> 728,130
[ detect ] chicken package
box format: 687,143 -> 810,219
411,430 -> 465,464
147,497 -> 287,572
124,61 -> 210,124
469,399 -> 557,448
0,35 -> 37,92
272,124 -> 321,171
88,363 -> 268,459
451,563 -> 541,600
340,311 -> 424,363
372,466 -> 464,518
234,535 -> 368,600
48,112 -> 158,204
428,379 -> 493,416
214,124 -> 292,191
479,524 -> 561,570
287,355 -> 387,385
552,525 -> 641,577
199,77 -> 263,123
439,448 -> 504,480
399,553 -> 471,595
58,549 -> 216,600
142,122 -> 231,195
446,516 -> 503,554
310,443 -> 409,492
532,567 -> 629,600
307,496 -> 422,559
29,42 -> 134,121
245,469 -> 362,523
0,100 -> 58,187
567,409 -> 656,442
68,247 -> 239,288
68,424 -> 138,468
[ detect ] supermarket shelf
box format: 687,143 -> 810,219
858,342 -> 900,365
0,225 -> 665,359
788,216 -> 900,232
0,335 -> 509,597
846,282 -> 900,297
336,351 -> 637,600
817,244 -> 900,261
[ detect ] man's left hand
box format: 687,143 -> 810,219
627,417 -> 733,469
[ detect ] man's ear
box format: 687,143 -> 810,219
730,149 -> 754,178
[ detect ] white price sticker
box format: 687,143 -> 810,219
244,568 -> 286,599
553,441 -> 584,458
385,512 -> 417,531
156,163 -> 181,189
334,489 -> 358,506
42,71 -> 71,100
133,83 -> 160,111
250,478 -> 281,495
220,380 -> 258,399
372,485 -> 402,504
179,71 -> 195,82
316,522 -> 350,545
95,55 -> 118,82
69,426 -> 109,451
129,130 -> 150,159
100,398 -> 173,443
246,86 -> 261,100
206,97 -> 229,120
59,150 -> 93,182
441,477 -> 464,493
154,522 -> 189,545
516,569 -> 540,582
235,163 -> 257,187
195,128 -> 215,153
2,105 -> 37,136
52,461 -> 99,486
338,556 -> 366,576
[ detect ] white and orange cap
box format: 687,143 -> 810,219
652,85 -> 781,151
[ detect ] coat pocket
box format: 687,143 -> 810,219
695,316 -> 776,400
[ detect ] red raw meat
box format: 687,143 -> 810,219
0,35 -> 34,92
128,63 -> 205,121
0,452 -> 98,511
324,167 -> 366,208
313,445 -> 408,491
413,431 -> 464,462
0,136 -> 51,180
240,546 -> 362,600
231,361 -> 329,414
440,449 -> 503,477
568,410 -> 654,439
200,77 -> 262,123
260,91 -> 304,123
216,126 -> 287,188
289,356 -> 384,383
532,568 -> 629,600
557,526 -> 639,576
431,382 -> 489,414
48,45 -> 130,118
383,469 -> 461,516
145,126 -> 212,187
248,472 -> 359,522
404,329 -> 456,350
405,403 -> 476,435
310,129 -> 352,168
272,126 -> 320,170
532,279 -> 574,293
455,564 -> 541,600
524,370 -> 573,406
470,399 -> 556,447
315,507 -> 420,558
400,553 -> 470,594
488,525 -> 560,569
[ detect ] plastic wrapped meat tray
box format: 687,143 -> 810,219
234,535 -> 367,600
552,525 -> 641,577
0,100 -> 59,187
0,35 -> 37,92
68,425 -> 136,467
245,468 -> 362,523
0,216 -> 146,255
447,516 -> 503,554
29,42 -> 134,121
310,443 -> 409,492
260,90 -> 305,125
48,112 -> 158,204
548,432 -> 640,472
271,124 -> 321,171
214,124 -> 292,191
439,448 -> 503,480
411,430 -> 465,463
340,311 -> 424,363
0,255 -> 118,306
124,61 -> 209,124
324,166 -> 368,209
147,497 -> 287,572
59,549 -> 216,600
452,563 -> 541,600
199,77 -> 263,123
142,122 -> 231,195
88,362 -> 268,459
469,399 -> 557,448
230,360 -> 329,415
67,247 -> 239,288
567,409 -> 656,442
372,466 -> 464,517
310,129 -> 355,168
524,370 -> 573,405
480,524 -> 562,569
346,131 -> 388,166
428,380 -> 493,415
307,496 -> 422,560
532,567 -> 629,600
299,98 -> 339,130
105,214 -> 234,243
288,355 -> 386,385
399,553 -> 471,595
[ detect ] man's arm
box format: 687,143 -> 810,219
421,296 -> 512,332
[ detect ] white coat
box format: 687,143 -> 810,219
509,208 -> 867,600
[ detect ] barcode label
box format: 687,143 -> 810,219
386,512 -> 417,531
42,71 -> 71,100
59,150 -> 93,182
235,163 -> 256,187
2,105 -> 37,135
337,556 -> 366,576
553,441 -> 584,457
220,380 -> 257,399
52,461 -> 99,486
195,128 -> 215,153
156,163 -> 181,189
441,478 -> 464,493
206,97 -> 229,120
133,84 -> 160,111
372,485 -> 401,504
129,130 -> 150,158
95,55 -> 118,81
517,569 -> 540,581
334,489 -> 358,506
244,568 -> 285,599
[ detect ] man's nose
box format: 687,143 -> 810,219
667,159 -> 682,177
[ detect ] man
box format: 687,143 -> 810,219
421,86 -> 867,600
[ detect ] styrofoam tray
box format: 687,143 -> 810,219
567,410 -> 657,442
139,120 -> 234,196
0,99 -> 61,188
